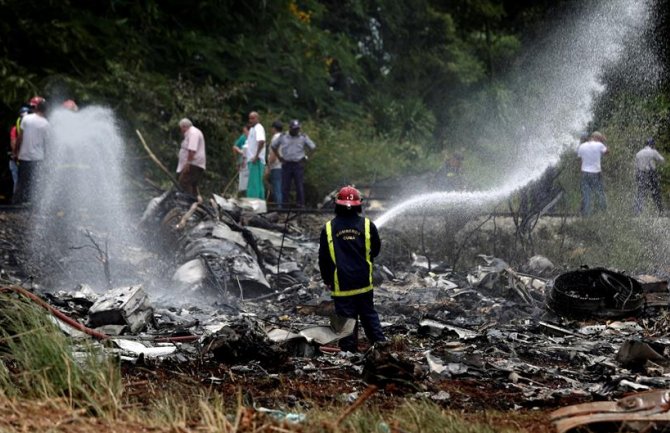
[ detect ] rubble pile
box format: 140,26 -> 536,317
4,193 -> 670,431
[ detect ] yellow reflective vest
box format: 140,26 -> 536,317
326,218 -> 372,296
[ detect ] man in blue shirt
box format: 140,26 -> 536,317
271,119 -> 315,207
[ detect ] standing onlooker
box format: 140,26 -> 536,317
271,119 -> 316,207
8,105 -> 30,196
176,118 -> 206,197
14,97 -> 49,205
245,111 -> 265,199
577,131 -> 608,216
265,120 -> 283,205
232,124 -> 249,196
634,137 -> 665,214
318,186 -> 385,352
62,99 -> 79,111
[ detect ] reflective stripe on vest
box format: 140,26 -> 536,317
326,218 -> 373,297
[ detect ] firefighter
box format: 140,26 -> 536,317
318,186 -> 386,352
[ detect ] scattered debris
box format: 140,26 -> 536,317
616,340 -> 667,369
523,255 -> 555,277
6,190 -> 670,419
201,317 -> 288,366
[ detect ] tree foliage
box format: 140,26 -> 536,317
0,0 -> 667,203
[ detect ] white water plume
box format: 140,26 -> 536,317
375,0 -> 655,228
31,105 -> 137,289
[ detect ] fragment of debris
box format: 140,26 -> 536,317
550,389 -> 670,433
111,338 -> 177,362
267,317 -> 356,356
87,285 -> 153,334
201,317 -> 288,366
547,267 -> 644,318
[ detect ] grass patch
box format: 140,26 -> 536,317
307,399 -> 529,433
0,292 -> 122,416
124,386 -> 539,433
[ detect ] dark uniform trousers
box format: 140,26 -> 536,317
334,291 -> 385,352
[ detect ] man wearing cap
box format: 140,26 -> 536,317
318,186 -> 385,352
176,118 -> 206,197
271,119 -> 316,207
634,137 -> 665,215
577,131 -> 608,216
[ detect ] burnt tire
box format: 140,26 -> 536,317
547,268 -> 644,319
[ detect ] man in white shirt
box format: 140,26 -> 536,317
177,118 -> 206,197
245,111 -> 265,199
634,137 -> 664,214
14,98 -> 49,204
576,131 -> 608,216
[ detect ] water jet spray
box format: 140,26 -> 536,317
375,0 -> 655,229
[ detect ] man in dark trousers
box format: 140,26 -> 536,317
634,137 -> 665,214
318,186 -> 386,352
271,119 -> 315,207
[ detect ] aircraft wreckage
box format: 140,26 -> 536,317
3,191 -> 670,432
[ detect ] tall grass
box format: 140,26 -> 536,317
307,399 -> 523,433
127,386 -> 529,433
0,292 -> 122,416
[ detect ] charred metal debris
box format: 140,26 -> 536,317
3,192 -> 670,426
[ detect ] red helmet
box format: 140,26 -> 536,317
62,99 -> 78,111
29,96 -> 45,108
335,186 -> 362,207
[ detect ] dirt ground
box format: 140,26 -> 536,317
0,208 -> 577,432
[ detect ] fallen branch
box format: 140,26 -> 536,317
135,129 -> 181,191
451,213 -> 493,272
334,384 -> 378,427
70,230 -> 112,289
175,198 -> 203,230
221,173 -> 238,197
419,209 -> 431,271
276,210 -> 292,275
249,284 -> 302,302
